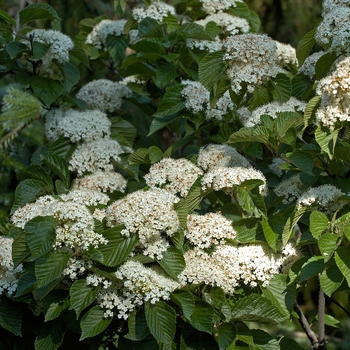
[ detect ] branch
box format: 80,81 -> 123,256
293,301 -> 319,349
318,286 -> 326,350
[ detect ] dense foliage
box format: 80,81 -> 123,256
0,0 -> 350,349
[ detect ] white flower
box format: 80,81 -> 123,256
144,158 -> 203,197
185,212 -> 237,248
199,0 -> 244,14
132,0 -> 176,22
76,79 -> 132,113
60,189 -> 110,206
274,174 -> 305,204
322,0 -> 350,14
197,144 -> 251,171
68,137 -> 132,175
223,34 -> 284,93
268,158 -> 286,177
275,41 -> 298,68
298,51 -> 325,79
85,19 -> 127,50
45,109 -> 65,140
187,37 -> 223,53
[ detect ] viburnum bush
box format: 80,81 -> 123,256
1,0 -> 350,349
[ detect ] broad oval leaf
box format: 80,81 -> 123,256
19,3 -> 60,25
199,51 -> 225,91
80,306 -> 113,340
335,247 -> 350,287
309,211 -> 329,238
320,264 -> 344,297
158,247 -> 185,279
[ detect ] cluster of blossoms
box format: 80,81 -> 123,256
96,261 -> 180,319
76,79 -> 132,113
199,0 -> 243,14
144,158 -> 203,197
274,174 -> 305,204
181,80 -> 235,120
268,158 -> 287,177
315,56 -> 350,128
11,194 -> 108,250
223,34 -> 285,93
237,97 -> 306,127
132,0 -> 176,22
106,188 -> 180,259
23,29 -> 74,77
179,243 -> 300,293
296,184 -> 345,213
0,236 -> 23,295
63,257 -> 93,280
275,42 -> 298,68
298,51 -> 325,79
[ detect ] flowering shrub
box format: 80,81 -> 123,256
0,0 -> 350,349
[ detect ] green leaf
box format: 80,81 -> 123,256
189,301 -> 214,334
272,73 -> 291,102
185,177 -> 205,212
43,154 -> 70,188
292,73 -> 313,100
279,336 -> 306,350
170,290 -> 195,319
80,306 -> 113,340
300,256 -> 325,282
309,211 -> 329,238
11,179 -> 52,214
0,297 -> 22,336
35,251 -> 70,288
31,41 -> 49,62
174,199 -> 189,228
34,319 -> 65,350
158,247 -> 185,279
48,136 -> 75,159
303,95 -> 320,128
231,294 -> 287,324
0,9 -> 16,26
198,51 -> 225,91
43,291 -> 70,322
296,26 -> 316,66
5,41 -> 28,60
60,62 -> 80,92
315,125 -> 339,159
106,34 -> 128,64
31,76 -> 64,108
153,84 -> 185,119
70,279 -> 100,318
228,127 -> 275,147
25,216 -> 56,259
318,233 -> 338,260
149,146 -> 163,164
215,323 -> 236,350
275,111 -> 303,139
128,147 -> 150,164
145,301 -> 176,343
320,264 -> 343,296
316,313 -> 343,329
11,230 -> 30,267
125,309 -> 150,341
17,165 -> 53,187
69,45 -> 90,68
180,22 -> 213,40
14,265 -> 36,297
286,151 -> 314,174
334,247 -> 350,287
315,52 -> 338,80
155,60 -> 178,88
95,226 -> 138,267
262,218 -> 279,252
110,116 -> 137,148
19,4 -> 60,25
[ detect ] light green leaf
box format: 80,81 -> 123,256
335,247 -> 350,287
158,247 -> 185,279
262,218 -> 279,252
114,0 -> 126,15
43,154 -> 70,189
80,306 -> 113,340
43,292 -> 70,322
0,297 -> 22,336
11,179 -> 52,214
303,95 -> 320,128
174,199 -> 189,228
19,4 -> 60,25
198,51 -> 225,91
70,280 -> 100,318
11,230 -> 30,267
149,146 -> 163,164
125,309 -> 150,341
296,26 -> 316,65
96,226 -> 138,267
272,73 -> 291,102
335,212 -> 350,240
318,233 -> 338,260
189,301 -> 214,334
145,301 -> 176,343
282,207 -> 307,246
35,251 -> 70,288
286,151 -> 314,174
309,211 -> 329,238
231,294 -> 287,324
315,125 -> 339,159
25,216 -> 56,259
300,256 -> 325,282
316,314 -> 343,329
185,177 -> 205,212
320,264 -> 343,297
315,52 -> 338,80
275,111 -> 303,139
248,10 -> 261,32
153,84 -> 185,119
170,290 -> 195,319
31,76 -> 64,107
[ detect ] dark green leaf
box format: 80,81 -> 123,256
11,230 -> 30,267
279,336 -> 306,350
14,265 -> 36,297
296,27 -> 316,65
31,76 -> 64,107
315,52 -> 338,80
69,45 -> 90,68
125,309 -> 150,341
215,323 -> 236,349
153,84 -> 185,119
17,165 -> 53,187
43,292 -> 70,322
0,9 -> 16,26
262,218 -> 279,252
275,111 -> 303,139
300,256 -> 325,282
335,247 -> 350,287
5,41 -> 28,60
19,4 -> 60,25
110,116 -> 137,148
158,247 -> 185,279
272,73 -> 291,102
31,41 -> 49,62
170,290 -> 195,319
198,51 -> 224,91
286,151 -> 314,174
43,155 -> 70,188
80,306 -> 113,340
0,297 -> 22,336
189,301 -> 214,334
60,62 -> 80,92
320,264 -> 343,296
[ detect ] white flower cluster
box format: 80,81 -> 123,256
187,38 -> 222,53
197,144 -> 251,171
72,170 -> 127,193
45,109 -> 111,142
60,189 -> 110,206
68,137 -> 132,175
96,261 -> 180,319
296,184 -> 345,213
322,0 -> 350,14
268,158 -> 287,177
11,195 -> 108,250
185,212 -> 237,248
273,174 -> 305,204
201,166 -> 268,195
76,79 -> 132,113
24,29 -> 74,76
179,243 -> 298,293
315,6 -> 350,54
63,257 -> 93,280
315,56 -> 350,128
144,158 -> 203,197
199,0 -> 243,14
196,13 -> 250,36
85,19 -> 127,50
298,51 -> 325,79
0,236 -> 23,296
181,80 -> 235,120
106,188 -> 180,259
132,0 -> 176,23
237,97 -> 306,127
275,41 -> 298,68
223,34 -> 284,93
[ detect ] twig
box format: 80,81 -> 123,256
318,285 -> 326,350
